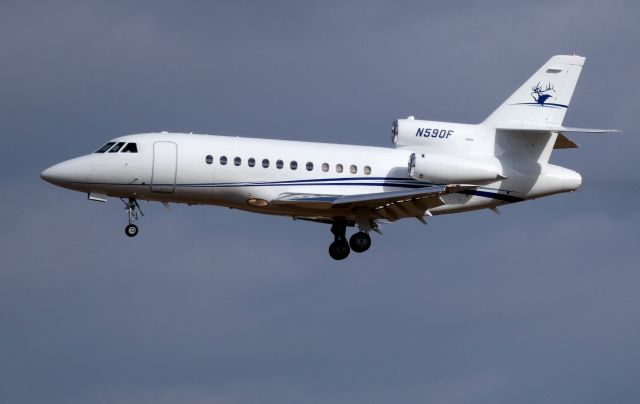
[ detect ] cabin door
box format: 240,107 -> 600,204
151,141 -> 177,193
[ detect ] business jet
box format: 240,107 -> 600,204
41,55 -> 616,260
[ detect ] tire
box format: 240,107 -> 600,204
349,232 -> 371,253
329,241 -> 350,260
125,224 -> 139,237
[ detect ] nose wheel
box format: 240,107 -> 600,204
125,224 -> 139,237
121,198 -> 143,237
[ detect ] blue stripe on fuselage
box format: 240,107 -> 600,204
68,177 -> 523,203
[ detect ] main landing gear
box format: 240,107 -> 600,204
328,221 -> 372,260
121,198 -> 143,237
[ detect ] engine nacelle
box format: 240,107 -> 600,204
408,152 -> 503,184
391,117 -> 475,147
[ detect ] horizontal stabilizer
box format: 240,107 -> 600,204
497,125 -> 620,133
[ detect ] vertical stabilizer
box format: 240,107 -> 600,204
483,55 -> 585,128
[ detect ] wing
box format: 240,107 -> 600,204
271,184 -> 474,222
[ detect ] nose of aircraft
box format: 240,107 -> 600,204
41,156 -> 93,187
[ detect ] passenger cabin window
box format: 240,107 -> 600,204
350,164 -> 357,174
220,156 -> 227,165
122,143 -> 138,153
276,160 -> 283,169
234,157 -> 242,166
322,163 -> 329,172
364,165 -> 371,175
290,161 -> 298,170
306,162 -> 313,171
262,159 -> 269,168
205,155 -> 213,165
336,164 -> 343,173
95,142 -> 116,153
109,142 -> 126,153
248,158 -> 255,167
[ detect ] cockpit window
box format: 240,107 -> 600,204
108,142 -> 126,153
121,143 -> 138,153
95,142 -> 116,153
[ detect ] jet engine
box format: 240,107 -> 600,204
391,117 -> 470,147
408,152 -> 504,184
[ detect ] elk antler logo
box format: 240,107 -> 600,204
531,82 -> 555,106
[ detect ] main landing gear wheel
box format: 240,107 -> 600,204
329,241 -> 350,260
349,231 -> 371,253
329,220 -> 350,260
125,224 -> 139,237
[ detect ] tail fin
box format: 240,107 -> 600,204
483,55 -> 585,128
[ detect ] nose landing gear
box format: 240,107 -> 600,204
121,198 -> 143,237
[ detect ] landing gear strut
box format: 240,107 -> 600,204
121,198 -> 143,237
329,221 -> 350,260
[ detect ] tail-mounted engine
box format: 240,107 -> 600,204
408,152 -> 504,184
392,117 -> 460,147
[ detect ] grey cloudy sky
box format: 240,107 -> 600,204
1,1 -> 639,403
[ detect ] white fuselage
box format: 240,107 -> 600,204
41,131 -> 581,221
